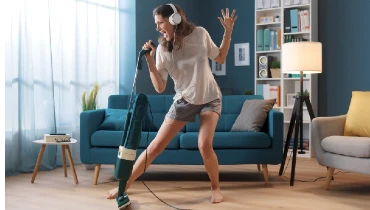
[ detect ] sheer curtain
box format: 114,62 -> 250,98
5,0 -> 119,176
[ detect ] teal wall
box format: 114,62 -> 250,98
119,0 -> 254,96
202,0 -> 255,95
318,0 -> 370,116
119,0 -> 370,116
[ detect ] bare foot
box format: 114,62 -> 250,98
106,183 -> 131,199
106,187 -> 118,199
211,188 -> 223,203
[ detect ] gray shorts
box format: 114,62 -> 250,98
166,98 -> 222,122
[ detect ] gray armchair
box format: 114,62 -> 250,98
311,115 -> 370,190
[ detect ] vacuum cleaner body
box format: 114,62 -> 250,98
114,93 -> 149,209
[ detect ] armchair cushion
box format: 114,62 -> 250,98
98,108 -> 128,130
321,136 -> 370,158
231,99 -> 276,132
344,91 -> 370,137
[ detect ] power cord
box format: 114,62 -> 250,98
281,150 -> 348,182
141,102 -> 191,210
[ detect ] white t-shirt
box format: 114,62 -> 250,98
155,26 -> 222,105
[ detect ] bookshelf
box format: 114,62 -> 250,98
254,0 -> 318,158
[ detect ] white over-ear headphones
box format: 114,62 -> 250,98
167,3 -> 181,25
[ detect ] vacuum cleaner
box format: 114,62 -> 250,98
114,44 -> 154,210
114,93 -> 148,209
114,42 -> 189,210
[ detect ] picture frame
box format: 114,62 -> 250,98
212,60 -> 226,76
286,93 -> 307,107
286,93 -> 296,107
234,43 -> 250,66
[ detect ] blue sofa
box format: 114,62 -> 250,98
80,94 -> 284,185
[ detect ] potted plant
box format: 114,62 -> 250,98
296,89 -> 309,107
81,82 -> 100,111
275,15 -> 280,22
296,89 -> 309,97
270,60 -> 280,78
244,89 -> 253,95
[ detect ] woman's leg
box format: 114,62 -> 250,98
106,117 -> 187,199
198,110 -> 223,203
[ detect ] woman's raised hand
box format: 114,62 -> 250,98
218,8 -> 238,33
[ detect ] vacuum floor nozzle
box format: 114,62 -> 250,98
117,192 -> 131,210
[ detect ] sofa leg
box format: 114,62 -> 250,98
262,164 -> 269,185
257,164 -> 261,171
324,167 -> 335,190
94,164 -> 101,185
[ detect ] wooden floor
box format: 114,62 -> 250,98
5,158 -> 370,210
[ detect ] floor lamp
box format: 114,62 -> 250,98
278,42 -> 322,186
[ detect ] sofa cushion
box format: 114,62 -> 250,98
321,136 -> 370,158
91,130 -> 181,149
231,99 -> 276,132
98,108 -> 128,130
344,91 -> 370,137
108,95 -> 130,109
186,114 -> 240,132
142,95 -> 185,132
179,132 -> 271,149
138,132 -> 182,149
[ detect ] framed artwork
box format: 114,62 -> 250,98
234,43 -> 250,66
212,60 -> 226,76
286,93 -> 296,107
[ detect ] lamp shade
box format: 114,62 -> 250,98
281,42 -> 322,74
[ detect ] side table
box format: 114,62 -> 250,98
31,139 -> 79,184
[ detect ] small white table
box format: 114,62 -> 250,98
31,139 -> 79,184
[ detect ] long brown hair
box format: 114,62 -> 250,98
153,4 -> 195,52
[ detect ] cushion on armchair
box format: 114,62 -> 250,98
231,98 -> 276,132
98,108 -> 128,130
344,91 -> 370,137
321,135 -> 370,158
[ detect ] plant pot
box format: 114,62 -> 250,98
270,68 -> 281,78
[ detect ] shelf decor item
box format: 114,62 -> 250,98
270,60 -> 280,78
278,41 -> 322,186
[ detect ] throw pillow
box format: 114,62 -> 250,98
231,98 -> 276,132
98,108 -> 129,131
344,91 -> 370,137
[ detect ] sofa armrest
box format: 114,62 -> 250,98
80,109 -> 105,163
311,115 -> 346,160
265,109 -> 284,155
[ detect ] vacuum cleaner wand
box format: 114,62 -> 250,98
114,43 -> 155,210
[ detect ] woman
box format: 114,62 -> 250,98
106,4 -> 237,204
